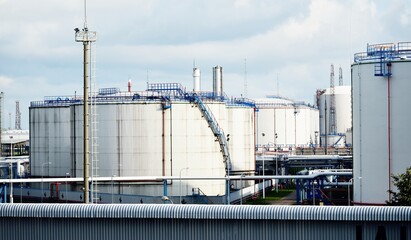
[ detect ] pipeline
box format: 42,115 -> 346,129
387,62 -> 392,201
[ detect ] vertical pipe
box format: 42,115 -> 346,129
83,40 -> 90,204
163,180 -> 167,197
296,179 -> 300,205
387,63 -> 392,200
170,104 -> 173,178
3,184 -> 6,203
325,100 -> 328,154
162,105 -> 165,177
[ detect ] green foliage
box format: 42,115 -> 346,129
387,167 -> 411,206
244,189 -> 294,205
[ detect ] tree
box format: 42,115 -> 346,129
386,167 -> 411,206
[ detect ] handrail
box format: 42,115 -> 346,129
354,42 -> 411,63
192,94 -> 231,171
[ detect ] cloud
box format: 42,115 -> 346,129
0,0 -> 410,130
0,75 -> 13,87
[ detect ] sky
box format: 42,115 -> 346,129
0,0 -> 410,130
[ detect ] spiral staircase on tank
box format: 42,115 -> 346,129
190,94 -> 232,173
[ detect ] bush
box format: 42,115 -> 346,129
386,167 -> 411,206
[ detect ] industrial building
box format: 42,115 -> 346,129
254,96 -> 319,150
29,67 -> 255,202
352,42 -> 411,205
1,130 -> 29,157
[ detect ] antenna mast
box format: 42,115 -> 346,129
75,0 -> 97,204
329,64 -> 336,135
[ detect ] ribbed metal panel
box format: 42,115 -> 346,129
2,204 -> 411,239
1,204 -> 410,221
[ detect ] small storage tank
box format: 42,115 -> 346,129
318,85 -> 352,146
193,68 -> 201,92
352,42 -> 411,205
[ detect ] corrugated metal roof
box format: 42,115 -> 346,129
0,204 -> 410,221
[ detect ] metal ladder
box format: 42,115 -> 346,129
191,94 -> 231,172
89,41 -> 100,204
367,43 -> 395,77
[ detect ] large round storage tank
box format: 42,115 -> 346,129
318,86 -> 352,146
255,97 -> 319,148
352,42 -> 411,205
29,92 -> 255,199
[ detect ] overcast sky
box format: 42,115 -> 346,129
0,0 -> 410,130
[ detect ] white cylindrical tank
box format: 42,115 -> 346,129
352,42 -> 411,205
29,96 -> 255,198
193,68 -> 201,92
255,97 -> 319,148
318,86 -> 351,146
213,66 -> 223,97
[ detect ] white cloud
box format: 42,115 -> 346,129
0,0 -> 410,129
0,75 -> 13,87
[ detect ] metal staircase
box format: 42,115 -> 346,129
366,43 -> 395,77
192,187 -> 214,204
191,94 -> 231,172
144,83 -> 231,172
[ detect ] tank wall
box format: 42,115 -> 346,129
226,107 -> 255,173
29,106 -> 71,177
257,107 -> 319,147
352,60 -> 411,204
71,103 -> 227,196
318,86 -> 352,137
30,100 -> 255,197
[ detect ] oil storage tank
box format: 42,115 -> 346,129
254,96 -> 319,149
318,85 -> 351,147
352,42 -> 411,205
29,83 -> 255,200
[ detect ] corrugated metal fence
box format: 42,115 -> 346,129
0,204 -> 409,240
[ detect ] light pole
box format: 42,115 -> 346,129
66,172 -> 70,203
9,139 -> 13,204
262,155 -> 265,199
240,172 -> 246,205
41,162 -> 52,203
275,155 -> 279,193
179,167 -> 189,204
9,162 -> 13,203
111,174 -> 116,204
348,178 -> 354,206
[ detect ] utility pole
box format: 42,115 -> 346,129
329,64 -> 336,135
